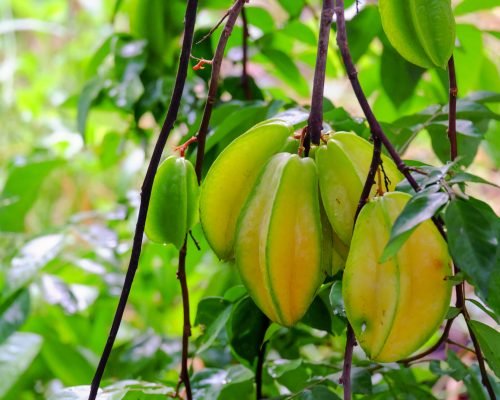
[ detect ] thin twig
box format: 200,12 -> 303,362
87,2 -> 199,399
256,340 -> 269,400
194,0 -> 247,181
307,0 -> 334,152
196,9 -> 230,44
446,339 -> 476,354
175,239 -> 193,400
241,6 -> 252,100
447,56 -> 458,161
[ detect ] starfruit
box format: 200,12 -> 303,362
316,132 -> 402,246
379,0 -> 456,69
145,156 -> 199,249
200,120 -> 294,260
343,192 -> 452,362
234,153 -> 324,327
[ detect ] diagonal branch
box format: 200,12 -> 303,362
87,2 -> 199,399
194,0 -> 247,180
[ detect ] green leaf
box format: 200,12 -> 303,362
245,7 -> 275,34
41,337 -> 95,386
277,0 -> 305,18
294,386 -> 341,399
352,368 -> 373,395
445,306 -> 461,319
445,197 -> 500,315
448,172 -> 499,187
2,234 -> 64,302
380,190 -> 449,262
196,305 -> 232,354
228,296 -> 269,368
468,320 -> 500,378
380,43 -> 425,107
455,0 -> 500,16
48,381 -> 175,400
77,78 -> 104,137
466,298 -> 499,323
191,366 -> 254,400
0,289 -> 30,344
0,332 -> 42,398
259,49 -> 309,97
0,159 -> 63,232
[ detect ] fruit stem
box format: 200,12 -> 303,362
306,0 -> 334,154
87,2 -> 199,399
194,0 -> 247,182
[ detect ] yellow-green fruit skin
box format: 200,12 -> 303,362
343,192 -> 452,362
379,0 -> 455,69
235,153 -> 323,327
316,132 -> 402,246
145,156 -> 199,250
199,120 -> 293,260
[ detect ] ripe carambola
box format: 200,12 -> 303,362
199,120 -> 293,260
343,192 -> 452,362
316,132 -> 402,246
379,0 -> 456,69
235,153 -> 323,327
145,156 -> 199,249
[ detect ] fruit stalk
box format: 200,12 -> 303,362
88,2 -> 199,399
307,0 -> 334,151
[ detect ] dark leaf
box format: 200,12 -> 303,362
445,198 -> 500,314
228,296 -> 269,368
468,320 -> 500,378
380,190 -> 449,262
0,289 -> 30,344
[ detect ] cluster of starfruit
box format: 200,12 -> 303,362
146,119 -> 452,363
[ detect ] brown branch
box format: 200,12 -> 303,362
241,6 -> 252,100
87,2 -> 199,399
194,0 -> 247,181
447,56 -> 458,161
175,239 -> 193,400
307,0 -> 334,152
196,9 -> 230,45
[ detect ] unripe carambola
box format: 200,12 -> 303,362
235,153 -> 324,327
199,120 -> 294,260
343,192 -> 452,362
379,0 -> 456,69
145,156 -> 199,249
316,132 -> 402,246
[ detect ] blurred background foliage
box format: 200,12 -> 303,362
0,0 -> 499,399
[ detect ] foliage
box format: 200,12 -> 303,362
0,0 -> 499,399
